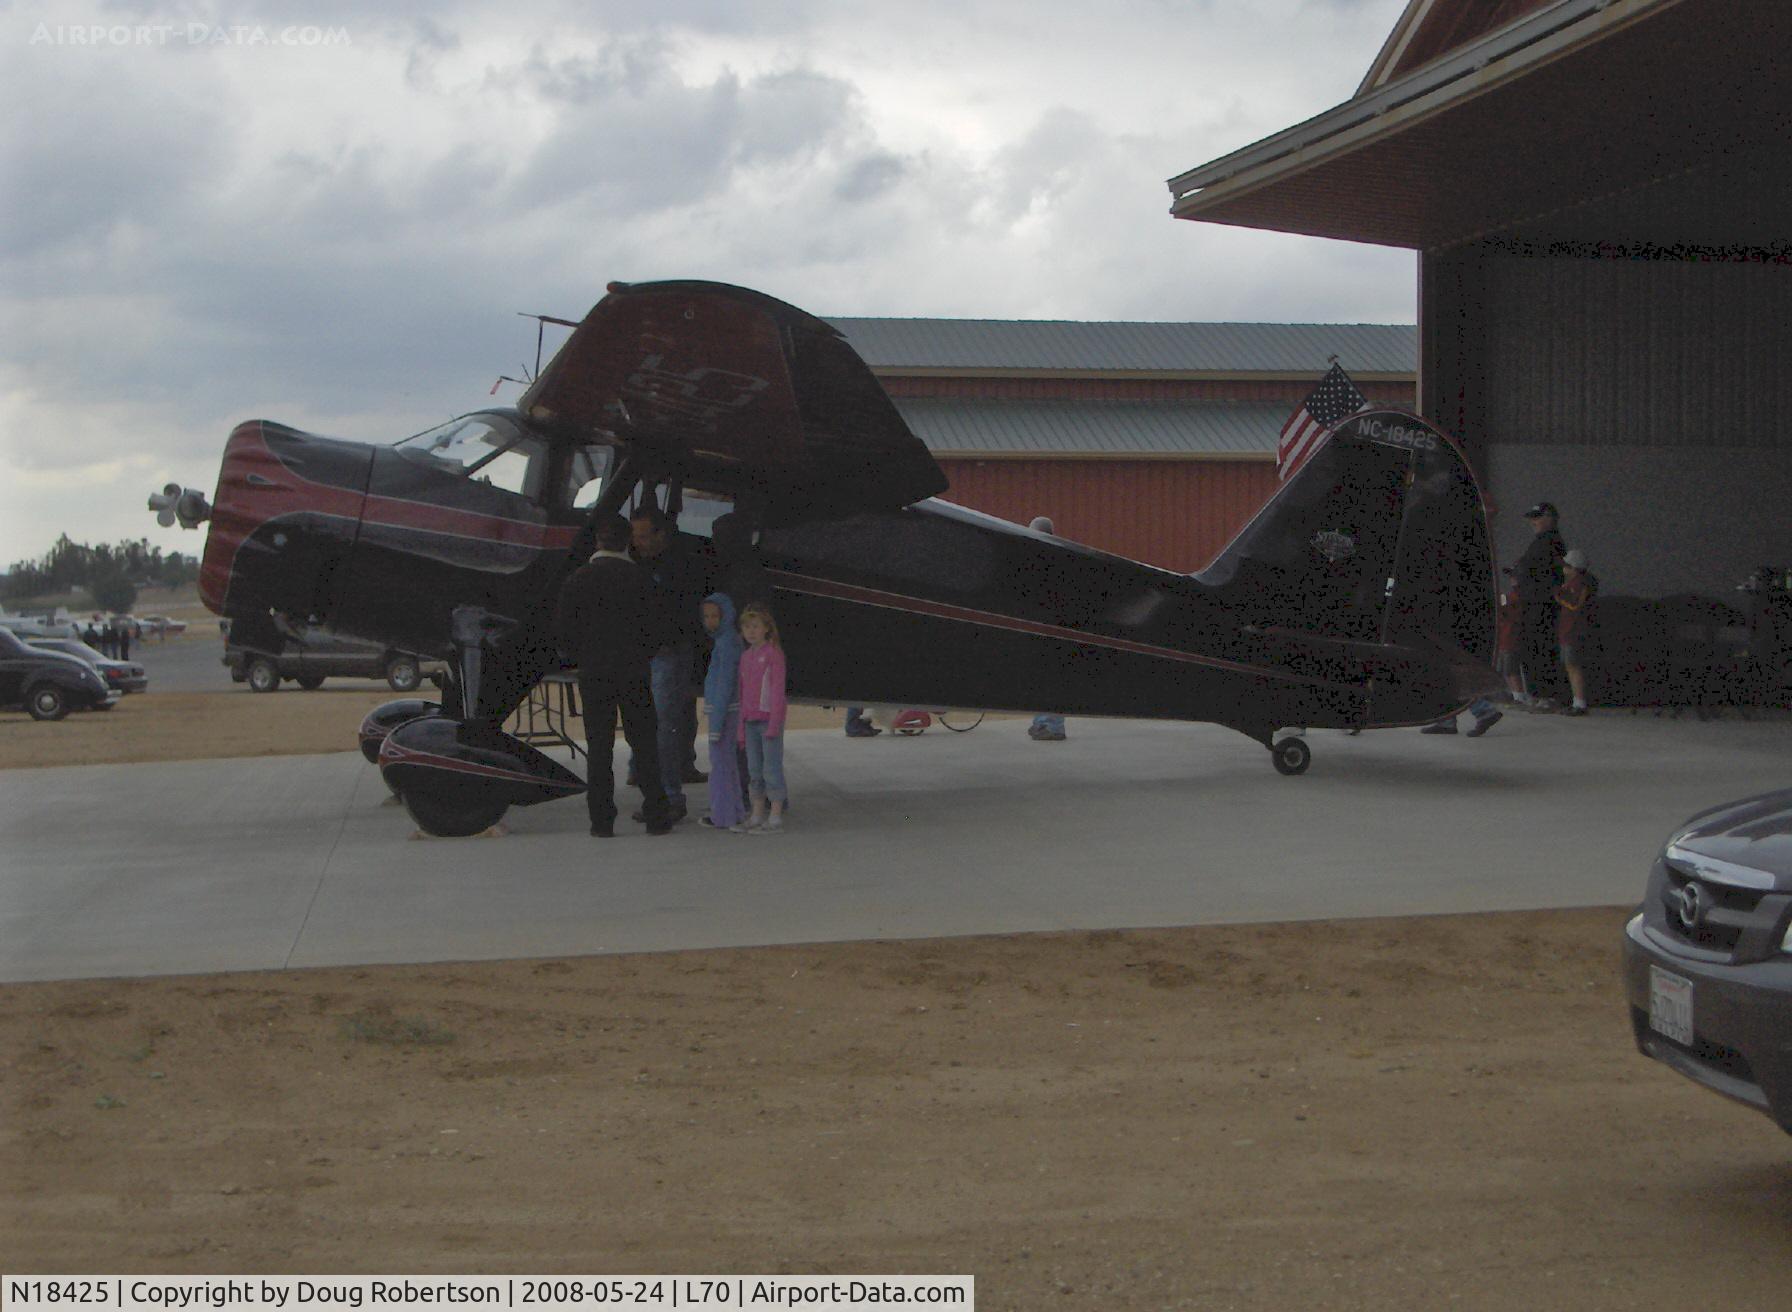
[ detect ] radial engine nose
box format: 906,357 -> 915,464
148,482 -> 212,529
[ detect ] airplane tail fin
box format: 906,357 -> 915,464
1196,408 -> 1495,675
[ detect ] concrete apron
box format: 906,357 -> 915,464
3,711 -> 1787,982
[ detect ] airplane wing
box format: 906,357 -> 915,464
519,280 -> 948,513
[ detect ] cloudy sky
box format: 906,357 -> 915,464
1,0 -> 1415,568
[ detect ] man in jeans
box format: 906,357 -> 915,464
630,505 -> 706,823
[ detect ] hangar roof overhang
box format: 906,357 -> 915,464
1166,0 -> 1792,252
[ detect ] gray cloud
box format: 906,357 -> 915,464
834,151 -> 905,203
0,52 -> 230,257
2,0 -> 1417,562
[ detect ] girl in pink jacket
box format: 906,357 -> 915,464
735,604 -> 789,834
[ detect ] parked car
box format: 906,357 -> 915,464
137,614 -> 189,637
0,627 -> 119,719
0,616 -> 51,639
28,637 -> 149,694
225,626 -> 440,693
1623,788 -> 1792,1133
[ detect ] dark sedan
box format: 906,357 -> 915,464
29,637 -> 149,694
0,627 -> 119,719
1623,789 -> 1792,1133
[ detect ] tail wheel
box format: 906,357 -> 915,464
247,658 -> 281,693
400,781 -> 510,837
26,683 -> 69,721
1271,736 -> 1312,776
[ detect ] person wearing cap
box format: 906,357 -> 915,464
1514,502 -> 1567,707
1555,548 -> 1598,716
1420,564 -> 1519,736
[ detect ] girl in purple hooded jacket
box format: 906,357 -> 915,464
735,603 -> 789,834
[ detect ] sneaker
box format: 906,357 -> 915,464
1563,705 -> 1588,717
589,824 -> 615,838
755,814 -> 785,835
845,725 -> 881,738
731,816 -> 764,834
681,766 -> 709,784
1420,721 -> 1458,735
698,816 -> 722,828
1465,710 -> 1503,738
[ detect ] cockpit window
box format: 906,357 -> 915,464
397,414 -> 544,499
569,443 -> 611,510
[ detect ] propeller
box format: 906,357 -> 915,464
147,483 -> 212,529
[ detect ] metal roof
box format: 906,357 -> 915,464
1166,0 -> 1792,251
890,398 -> 1287,458
827,318 -> 1416,376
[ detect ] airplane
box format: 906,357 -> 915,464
151,279 -> 1499,837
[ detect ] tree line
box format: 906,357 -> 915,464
3,535 -> 199,613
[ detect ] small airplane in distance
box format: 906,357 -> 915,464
152,279 -> 1498,836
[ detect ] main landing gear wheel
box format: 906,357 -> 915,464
401,781 -> 510,838
1271,736 -> 1312,776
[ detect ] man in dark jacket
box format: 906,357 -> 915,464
630,504 -> 706,820
555,514 -> 672,838
710,511 -> 773,613
1514,501 -> 1567,706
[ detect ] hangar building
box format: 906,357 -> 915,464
1167,0 -> 1792,596
829,317 -> 1414,573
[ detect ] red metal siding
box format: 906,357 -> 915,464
1386,0 -> 1557,83
935,458 -> 1279,573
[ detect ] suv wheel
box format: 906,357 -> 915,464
26,683 -> 69,721
296,675 -> 326,691
247,657 -> 281,693
385,654 -> 422,693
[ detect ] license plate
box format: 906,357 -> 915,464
1649,966 -> 1694,1046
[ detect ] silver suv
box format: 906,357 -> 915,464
1623,789 -> 1792,1133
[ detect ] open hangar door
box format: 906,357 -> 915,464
1423,148 -> 1792,599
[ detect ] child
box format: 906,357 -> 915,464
1555,548 -> 1599,716
735,603 -> 789,834
698,592 -> 748,830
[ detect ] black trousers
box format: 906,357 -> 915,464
1519,602 -> 1561,700
578,669 -> 669,829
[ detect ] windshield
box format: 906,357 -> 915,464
396,414 -> 544,499
398,415 -> 520,475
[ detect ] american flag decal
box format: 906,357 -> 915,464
1278,362 -> 1370,482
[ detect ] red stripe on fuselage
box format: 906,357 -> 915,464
201,423 -> 576,614
763,569 -> 1359,691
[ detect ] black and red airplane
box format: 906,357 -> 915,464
153,279 -> 1498,836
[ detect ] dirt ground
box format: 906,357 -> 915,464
3,910 -> 1789,1306
4,588 -> 1789,1301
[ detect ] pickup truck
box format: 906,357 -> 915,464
224,626 -> 442,693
